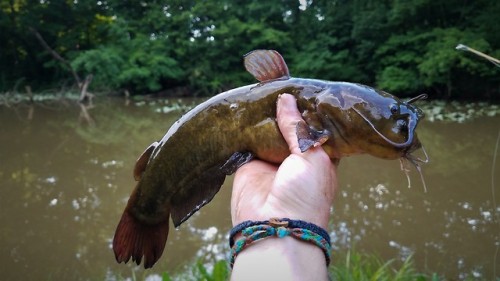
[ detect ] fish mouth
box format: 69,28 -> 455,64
400,143 -> 429,192
399,95 -> 429,192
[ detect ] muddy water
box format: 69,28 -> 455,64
0,98 -> 498,280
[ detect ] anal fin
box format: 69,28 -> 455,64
170,164 -> 226,227
170,152 -> 255,226
170,152 -> 255,227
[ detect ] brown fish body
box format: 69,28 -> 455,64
113,51 -> 426,268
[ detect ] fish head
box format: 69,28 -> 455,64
353,91 -> 427,160
317,84 -> 426,160
317,85 -> 429,190
375,93 -> 426,155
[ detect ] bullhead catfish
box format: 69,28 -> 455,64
113,50 -> 428,268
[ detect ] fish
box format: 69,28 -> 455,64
113,49 -> 428,268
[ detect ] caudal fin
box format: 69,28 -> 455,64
113,206 -> 170,269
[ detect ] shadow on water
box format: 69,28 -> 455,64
0,98 -> 498,280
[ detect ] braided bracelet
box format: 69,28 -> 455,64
229,218 -> 331,268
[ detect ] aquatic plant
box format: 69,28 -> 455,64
419,100 -> 499,123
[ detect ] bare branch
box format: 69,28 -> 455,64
29,27 -> 82,86
79,74 -> 94,103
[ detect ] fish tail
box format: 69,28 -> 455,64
113,189 -> 170,269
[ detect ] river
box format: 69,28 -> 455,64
0,98 -> 498,280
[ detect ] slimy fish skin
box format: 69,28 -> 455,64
113,50 -> 427,268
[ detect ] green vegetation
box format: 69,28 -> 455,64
149,249 -> 500,280
330,251 -> 431,281
151,251 -> 442,281
1,1 -> 499,99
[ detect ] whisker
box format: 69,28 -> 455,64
408,144 -> 429,164
401,143 -> 430,192
406,94 -> 428,104
400,158 -> 412,188
405,155 -> 428,193
414,161 -> 428,193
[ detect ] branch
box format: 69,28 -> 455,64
29,27 -> 82,86
79,74 -> 94,103
456,44 -> 500,68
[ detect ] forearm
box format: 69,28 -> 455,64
230,236 -> 329,281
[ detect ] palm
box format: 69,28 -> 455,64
231,144 -> 337,229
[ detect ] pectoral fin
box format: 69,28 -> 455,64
133,142 -> 158,181
296,120 -> 330,152
220,151 -> 255,175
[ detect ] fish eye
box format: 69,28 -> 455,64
390,104 -> 399,115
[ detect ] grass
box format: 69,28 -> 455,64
156,250 -> 443,281
329,250 -> 436,281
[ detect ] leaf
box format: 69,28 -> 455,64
196,261 -> 212,281
162,272 -> 173,281
211,260 -> 229,281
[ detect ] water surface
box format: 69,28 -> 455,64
0,98 -> 498,280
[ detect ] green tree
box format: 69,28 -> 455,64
0,0 -> 110,91
0,0 -> 499,99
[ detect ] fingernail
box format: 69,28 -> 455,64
277,94 -> 284,108
277,94 -> 283,102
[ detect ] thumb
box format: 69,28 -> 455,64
276,93 -> 304,155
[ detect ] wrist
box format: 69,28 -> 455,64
230,236 -> 329,281
229,218 -> 331,281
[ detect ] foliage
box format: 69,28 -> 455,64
193,260 -> 229,281
160,260 -> 229,281
70,14 -> 184,93
157,251 -> 442,281
70,46 -> 125,90
330,251 -> 429,281
0,0 -> 499,99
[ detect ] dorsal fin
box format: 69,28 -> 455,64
133,142 -> 158,181
244,50 -> 290,82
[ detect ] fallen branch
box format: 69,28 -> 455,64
29,27 -> 96,103
79,74 -> 94,103
29,27 -> 82,85
25,85 -> 33,103
456,44 -> 500,67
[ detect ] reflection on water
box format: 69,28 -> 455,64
0,98 -> 498,280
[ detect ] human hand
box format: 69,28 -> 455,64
231,93 -> 338,230
229,94 -> 338,280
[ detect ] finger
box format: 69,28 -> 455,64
276,93 -> 304,155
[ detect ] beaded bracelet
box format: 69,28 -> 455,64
229,217 -> 331,268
